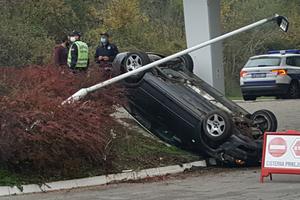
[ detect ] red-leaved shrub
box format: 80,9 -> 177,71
0,65 -> 124,176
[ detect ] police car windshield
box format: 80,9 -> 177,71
245,57 -> 281,68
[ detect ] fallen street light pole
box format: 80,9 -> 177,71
62,14 -> 288,104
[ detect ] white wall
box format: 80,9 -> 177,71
183,0 -> 224,93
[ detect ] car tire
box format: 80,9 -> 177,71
286,81 -> 299,99
202,110 -> 233,142
243,95 -> 256,101
122,52 -> 150,83
250,109 -> 277,134
178,54 -> 194,73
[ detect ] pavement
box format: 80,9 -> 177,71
3,168 -> 300,200
237,99 -> 300,131
2,99 -> 300,200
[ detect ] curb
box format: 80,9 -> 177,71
0,160 -> 206,197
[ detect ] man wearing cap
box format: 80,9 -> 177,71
67,31 -> 89,71
94,32 -> 119,64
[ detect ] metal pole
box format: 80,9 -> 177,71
63,14 -> 282,104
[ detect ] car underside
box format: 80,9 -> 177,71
112,51 -> 278,166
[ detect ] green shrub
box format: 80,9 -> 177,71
0,18 -> 53,66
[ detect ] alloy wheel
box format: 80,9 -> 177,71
206,114 -> 226,137
125,54 -> 143,72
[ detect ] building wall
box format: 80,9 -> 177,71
183,0 -> 224,93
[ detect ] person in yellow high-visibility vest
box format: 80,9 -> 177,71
67,31 -> 89,71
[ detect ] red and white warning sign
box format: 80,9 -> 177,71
268,137 -> 287,157
292,139 -> 300,158
261,130 -> 300,182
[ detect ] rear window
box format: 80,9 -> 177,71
286,56 -> 300,67
244,57 -> 281,68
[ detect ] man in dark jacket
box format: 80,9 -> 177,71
94,32 -> 119,64
67,31 -> 89,71
53,36 -> 69,66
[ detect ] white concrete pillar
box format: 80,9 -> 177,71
183,0 -> 224,93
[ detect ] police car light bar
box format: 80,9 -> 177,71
63,14 -> 289,104
268,49 -> 300,54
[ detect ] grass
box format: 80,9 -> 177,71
0,123 -> 200,187
0,169 -> 21,187
224,80 -> 276,101
225,79 -> 242,98
110,124 -> 199,172
227,96 -> 242,100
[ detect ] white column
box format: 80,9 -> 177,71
183,0 -> 224,93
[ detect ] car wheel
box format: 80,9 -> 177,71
243,95 -> 256,101
123,52 -> 150,83
202,110 -> 233,142
286,81 -> 299,99
178,54 -> 194,73
250,109 -> 277,134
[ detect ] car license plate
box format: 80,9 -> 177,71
251,73 -> 266,78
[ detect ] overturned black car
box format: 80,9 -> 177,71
112,52 -> 278,166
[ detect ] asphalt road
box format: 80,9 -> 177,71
237,99 -> 300,131
2,99 -> 300,200
3,168 -> 300,200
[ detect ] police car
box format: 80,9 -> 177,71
240,49 -> 300,101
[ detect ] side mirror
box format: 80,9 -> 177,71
276,16 -> 289,32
